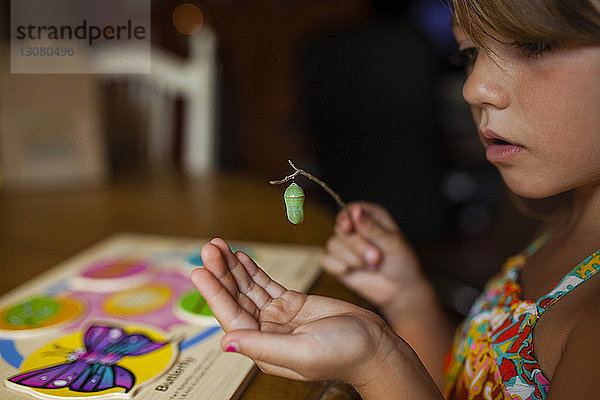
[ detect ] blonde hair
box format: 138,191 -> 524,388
452,0 -> 600,52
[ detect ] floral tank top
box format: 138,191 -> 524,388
442,232 -> 600,400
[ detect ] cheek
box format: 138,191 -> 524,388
506,67 -> 600,195
520,61 -> 600,153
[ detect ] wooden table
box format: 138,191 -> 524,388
0,172 -> 363,400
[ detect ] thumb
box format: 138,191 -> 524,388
222,330 -> 306,364
221,330 -> 311,379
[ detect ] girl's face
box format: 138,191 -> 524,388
453,26 -> 600,199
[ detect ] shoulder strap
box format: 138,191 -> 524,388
523,230 -> 554,258
536,250 -> 600,313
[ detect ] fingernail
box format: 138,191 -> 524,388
365,249 -> 378,264
190,267 -> 203,279
366,263 -> 377,271
354,207 -> 364,221
225,343 -> 239,353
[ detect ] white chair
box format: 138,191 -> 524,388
94,29 -> 218,176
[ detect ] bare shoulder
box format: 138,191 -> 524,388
545,280 -> 600,399
566,283 -> 600,339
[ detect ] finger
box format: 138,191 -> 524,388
325,237 -> 365,270
216,241 -> 274,305
220,251 -> 274,311
235,251 -> 286,299
209,237 -> 251,281
335,209 -> 354,233
320,254 -> 350,275
358,202 -> 399,232
327,232 -> 382,271
209,238 -> 279,316
348,233 -> 382,269
200,241 -> 261,317
334,214 -> 354,236
200,241 -> 238,296
351,206 -> 392,246
190,268 -> 258,331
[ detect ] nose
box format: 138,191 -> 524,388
462,51 -> 510,110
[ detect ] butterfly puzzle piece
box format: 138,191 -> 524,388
6,324 -> 173,399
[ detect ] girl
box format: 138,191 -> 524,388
191,0 -> 600,398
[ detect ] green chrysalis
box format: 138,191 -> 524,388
284,182 -> 305,224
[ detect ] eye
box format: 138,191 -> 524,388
451,47 -> 479,74
511,41 -> 552,58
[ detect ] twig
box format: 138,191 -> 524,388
270,160 -> 349,213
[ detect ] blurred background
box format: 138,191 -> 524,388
0,0 -> 544,315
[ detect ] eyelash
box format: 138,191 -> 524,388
450,47 -> 478,70
511,41 -> 552,58
450,41 -> 552,70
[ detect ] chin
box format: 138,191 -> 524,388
509,188 -> 554,200
500,173 -> 565,200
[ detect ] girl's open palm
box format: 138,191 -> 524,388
190,238 -> 394,383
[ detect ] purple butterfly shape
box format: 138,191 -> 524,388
8,325 -> 167,393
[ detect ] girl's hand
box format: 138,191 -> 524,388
321,203 -> 453,387
321,202 -> 430,313
190,238 -> 395,384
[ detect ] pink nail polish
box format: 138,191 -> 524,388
358,207 -> 365,220
225,343 -> 238,353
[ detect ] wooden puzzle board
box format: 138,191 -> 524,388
0,233 -> 324,400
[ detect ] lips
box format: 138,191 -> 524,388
479,129 -> 524,163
